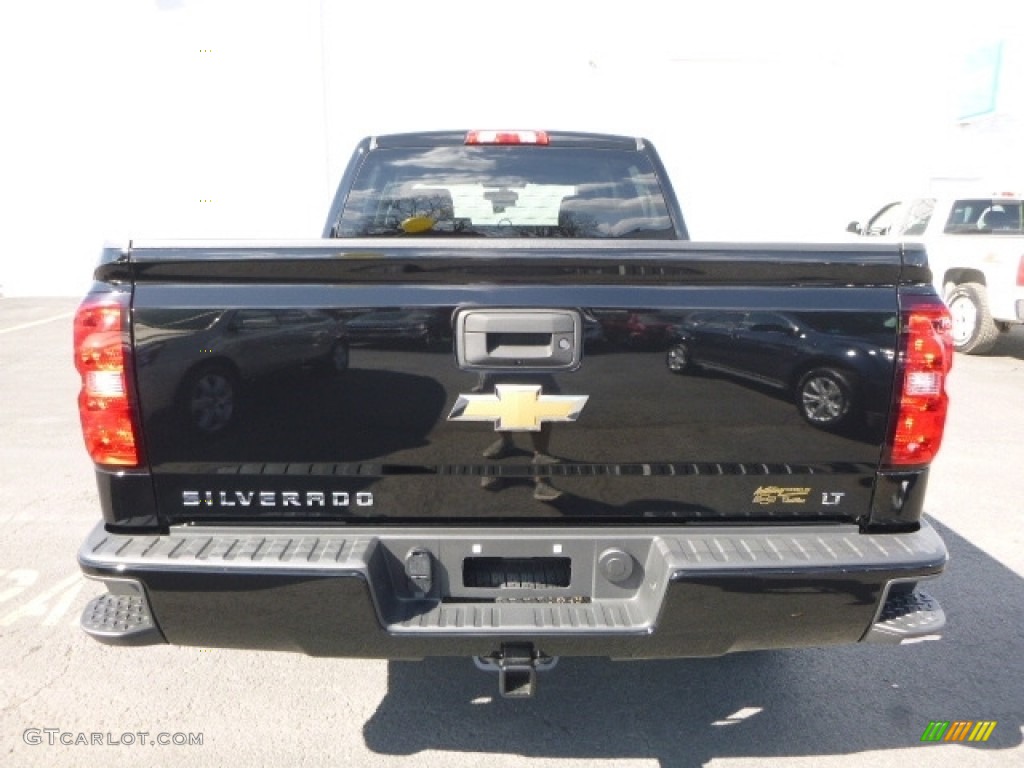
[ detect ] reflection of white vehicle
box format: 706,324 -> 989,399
848,194 -> 1024,353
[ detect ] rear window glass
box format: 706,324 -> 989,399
336,147 -> 675,239
943,199 -> 1023,233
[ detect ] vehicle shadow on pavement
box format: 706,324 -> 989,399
990,327 -> 1024,360
363,519 -> 1022,767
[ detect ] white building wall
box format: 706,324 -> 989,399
1,0 -> 1021,295
1,0 -> 328,296
935,38 -> 1024,189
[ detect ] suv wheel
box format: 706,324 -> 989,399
947,282 -> 1000,355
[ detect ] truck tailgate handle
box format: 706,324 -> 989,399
455,308 -> 583,371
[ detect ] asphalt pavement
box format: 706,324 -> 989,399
1,297 -> 1021,768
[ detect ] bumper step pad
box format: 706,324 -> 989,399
864,589 -> 945,644
81,591 -> 164,646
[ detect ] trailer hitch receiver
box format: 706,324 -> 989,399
474,643 -> 558,698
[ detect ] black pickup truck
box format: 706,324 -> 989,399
76,130 -> 952,697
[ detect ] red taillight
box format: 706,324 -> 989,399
1016,254 -> 1024,286
74,295 -> 140,466
465,130 -> 549,146
884,295 -> 953,468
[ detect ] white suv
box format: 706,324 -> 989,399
849,194 -> 1024,353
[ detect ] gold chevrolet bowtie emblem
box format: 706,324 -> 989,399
448,385 -> 589,431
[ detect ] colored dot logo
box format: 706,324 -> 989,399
921,720 -> 997,743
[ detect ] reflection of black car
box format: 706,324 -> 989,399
137,309 -> 349,435
666,311 -> 896,428
344,309 -> 446,347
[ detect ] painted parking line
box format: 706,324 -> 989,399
0,571 -> 84,627
0,312 -> 75,335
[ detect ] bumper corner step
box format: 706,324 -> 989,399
864,589 -> 945,644
81,592 -> 165,647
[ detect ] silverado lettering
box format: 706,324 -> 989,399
181,491 -> 374,508
75,129 -> 952,698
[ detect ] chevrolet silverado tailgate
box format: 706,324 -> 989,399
122,240 -> 912,528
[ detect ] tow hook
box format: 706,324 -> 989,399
473,643 -> 558,698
